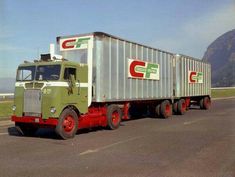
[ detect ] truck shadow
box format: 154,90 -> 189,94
7,126 -> 61,140
7,124 -> 126,140
7,106 -> 205,140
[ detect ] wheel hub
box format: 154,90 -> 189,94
112,111 -> 120,126
63,115 -> 75,132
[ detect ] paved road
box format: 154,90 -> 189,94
0,99 -> 234,177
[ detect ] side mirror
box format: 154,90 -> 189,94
68,74 -> 75,88
67,74 -> 75,94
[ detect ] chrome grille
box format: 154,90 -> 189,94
24,89 -> 42,114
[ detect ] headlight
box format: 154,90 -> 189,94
12,105 -> 16,111
50,107 -> 56,114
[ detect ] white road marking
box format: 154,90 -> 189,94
183,118 -> 204,125
0,120 -> 13,127
79,136 -> 143,156
0,132 -> 8,136
79,149 -> 98,156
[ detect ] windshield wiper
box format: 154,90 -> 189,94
23,73 -> 32,81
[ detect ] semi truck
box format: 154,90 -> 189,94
11,32 -> 211,139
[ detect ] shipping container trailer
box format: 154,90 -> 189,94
172,54 -> 211,114
11,32 -> 211,139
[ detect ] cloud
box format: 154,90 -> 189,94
0,33 -> 12,39
0,28 -> 13,39
182,4 -> 235,46
151,3 -> 235,58
0,43 -> 32,53
0,44 -> 19,51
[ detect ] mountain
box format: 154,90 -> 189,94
203,29 -> 235,87
0,77 -> 15,93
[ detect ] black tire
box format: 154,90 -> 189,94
55,108 -> 78,140
149,104 -> 161,118
107,105 -> 122,130
15,123 -> 38,136
155,104 -> 161,117
204,97 -> 211,110
160,100 -> 172,118
200,97 -> 211,110
177,99 -> 187,115
199,98 -> 204,109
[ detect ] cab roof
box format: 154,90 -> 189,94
18,60 -> 81,68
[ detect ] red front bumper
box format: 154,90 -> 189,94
11,115 -> 58,126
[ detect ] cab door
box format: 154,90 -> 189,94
63,65 -> 88,113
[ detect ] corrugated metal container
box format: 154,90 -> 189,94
174,54 -> 211,98
92,33 -> 174,102
58,32 -> 211,103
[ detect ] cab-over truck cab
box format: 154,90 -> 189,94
12,58 -> 89,139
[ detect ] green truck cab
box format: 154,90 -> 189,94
12,58 -> 89,139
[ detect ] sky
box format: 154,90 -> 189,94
0,0 -> 235,79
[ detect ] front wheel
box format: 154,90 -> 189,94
56,108 -> 78,140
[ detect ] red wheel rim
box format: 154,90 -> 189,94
181,102 -> 186,113
62,115 -> 75,132
112,111 -> 120,126
165,104 -> 171,116
205,98 -> 211,108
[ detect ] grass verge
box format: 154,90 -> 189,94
0,101 -> 13,120
211,89 -> 235,98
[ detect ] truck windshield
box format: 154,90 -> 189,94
35,65 -> 61,81
17,66 -> 36,81
16,65 -> 61,81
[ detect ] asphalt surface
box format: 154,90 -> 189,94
0,98 -> 234,177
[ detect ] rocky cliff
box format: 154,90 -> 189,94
203,29 -> 235,87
